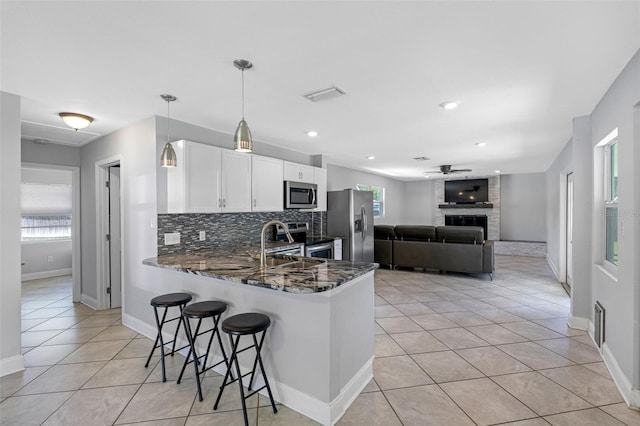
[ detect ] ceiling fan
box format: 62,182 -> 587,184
424,165 -> 472,175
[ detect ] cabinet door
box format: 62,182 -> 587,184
313,167 -> 327,211
221,150 -> 252,212
185,142 -> 222,212
283,161 -> 315,183
252,155 -> 284,212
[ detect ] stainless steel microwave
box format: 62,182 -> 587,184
284,181 -> 317,209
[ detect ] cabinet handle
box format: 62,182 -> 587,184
253,199 -> 257,208
223,199 -> 226,208
218,199 -> 221,208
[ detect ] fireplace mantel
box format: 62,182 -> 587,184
439,203 -> 494,209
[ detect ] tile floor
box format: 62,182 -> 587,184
2,256 -> 640,425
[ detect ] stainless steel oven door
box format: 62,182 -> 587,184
305,242 -> 334,259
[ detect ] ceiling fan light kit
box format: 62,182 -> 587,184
425,165 -> 473,175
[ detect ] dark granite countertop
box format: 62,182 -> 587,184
143,243 -> 378,294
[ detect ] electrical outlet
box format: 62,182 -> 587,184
47,255 -> 54,263
164,232 -> 181,245
199,231 -> 206,241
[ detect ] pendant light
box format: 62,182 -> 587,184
233,59 -> 253,153
160,94 -> 177,167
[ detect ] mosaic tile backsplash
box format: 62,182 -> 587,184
157,211 -> 327,255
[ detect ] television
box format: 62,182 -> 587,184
444,178 -> 489,204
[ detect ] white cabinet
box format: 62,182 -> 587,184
167,140 -> 252,213
313,167 -> 327,211
251,155 -> 284,212
333,238 -> 343,260
284,161 -> 315,183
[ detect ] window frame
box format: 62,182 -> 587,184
356,184 -> 385,218
21,214 -> 73,242
600,131 -> 619,269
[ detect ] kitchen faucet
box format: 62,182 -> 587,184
260,220 -> 295,268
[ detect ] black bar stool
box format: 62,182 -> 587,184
213,312 -> 277,426
144,292 -> 192,382
177,300 -> 230,402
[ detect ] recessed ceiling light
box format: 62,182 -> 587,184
475,142 -> 487,147
495,170 -> 501,174
366,155 -> 375,160
439,101 -> 459,110
424,175 -> 430,178
307,130 -> 318,137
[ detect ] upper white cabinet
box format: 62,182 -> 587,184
251,155 -> 284,212
313,167 -> 327,211
167,140 -> 252,213
284,161 -> 315,183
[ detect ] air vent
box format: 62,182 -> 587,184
594,301 -> 605,349
413,156 -> 430,161
303,86 -> 346,102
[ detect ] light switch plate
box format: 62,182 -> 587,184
199,231 -> 206,241
164,232 -> 181,245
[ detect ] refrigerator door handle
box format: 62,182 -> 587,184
361,206 -> 367,241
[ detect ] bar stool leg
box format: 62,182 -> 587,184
152,306 -> 169,382
254,331 -> 277,414
170,303 -> 187,355
213,334 -> 239,411
231,335 -> 250,426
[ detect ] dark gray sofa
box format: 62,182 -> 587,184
375,225 -> 494,279
374,225 -> 395,268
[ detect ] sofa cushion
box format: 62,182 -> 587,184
436,226 -> 484,244
395,225 -> 436,242
374,225 -> 396,240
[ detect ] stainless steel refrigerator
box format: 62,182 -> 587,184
327,189 -> 374,262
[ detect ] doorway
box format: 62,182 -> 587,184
564,172 -> 574,294
107,165 -> 122,308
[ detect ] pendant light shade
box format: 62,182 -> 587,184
160,94 -> 177,168
233,59 -> 253,153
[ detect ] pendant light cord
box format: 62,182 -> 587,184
166,99 -> 171,144
241,68 -> 245,120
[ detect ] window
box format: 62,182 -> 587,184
604,140 -> 618,265
21,182 -> 72,242
356,184 -> 385,217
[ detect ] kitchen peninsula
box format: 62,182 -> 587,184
143,245 -> 377,425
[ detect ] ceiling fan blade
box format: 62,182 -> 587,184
450,168 -> 472,173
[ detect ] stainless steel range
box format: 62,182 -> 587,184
275,222 -> 336,259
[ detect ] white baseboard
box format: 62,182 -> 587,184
546,254 -> 559,281
329,356 -> 374,425
21,268 -> 72,282
602,343 -> 640,409
0,354 -> 25,377
80,293 -> 98,310
568,315 -> 589,330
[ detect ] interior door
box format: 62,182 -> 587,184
566,172 -> 574,290
108,166 -> 122,309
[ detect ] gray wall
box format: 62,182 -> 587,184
22,139 -> 81,166
500,173 -> 546,242
402,180 -> 435,225
326,164 -> 405,226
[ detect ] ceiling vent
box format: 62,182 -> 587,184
303,86 -> 346,102
413,156 -> 430,161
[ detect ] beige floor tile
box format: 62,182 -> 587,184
475,308 -> 525,323
120,419 -> 187,426
21,330 -> 63,347
544,407 -> 625,425
374,295 -> 388,306
146,352 -> 197,383
90,325 -> 138,342
497,342 -> 574,369
409,313 -> 458,330
466,324 -> 529,345
430,327 -> 490,349
114,336 -> 155,359
374,323 -> 386,335
600,403 -> 640,425
498,419 -> 550,425
442,311 -> 494,326
424,300 -> 467,313
60,339 -> 131,364
376,316 -> 423,334
16,361 -> 105,395
361,378 -> 380,393
394,302 -> 436,316
72,314 -> 122,328
0,366 -> 50,397
28,316 -> 86,331
42,385 -> 138,426
0,392 -> 74,425
186,410 -> 257,426
505,306 -> 556,320
480,296 -> 524,309
21,318 -> 47,332
536,338 -> 602,364
22,344 -> 82,367
373,355 -> 433,390
390,331 -> 448,354
188,375 -> 260,415
22,307 -> 72,319
83,357 -> 158,388
456,346 -> 531,376
493,372 -> 592,416
539,366 -> 624,406
374,305 -> 404,318
41,326 -> 108,346
55,305 -> 97,317
375,334 -> 406,357
385,384 -> 475,426
257,403 -> 320,425
412,351 -> 483,383
501,321 -> 565,340
441,377 -> 536,425
115,381 -> 197,424
381,293 -> 418,304
411,292 -> 445,302
337,391 -> 401,425
582,361 -> 613,379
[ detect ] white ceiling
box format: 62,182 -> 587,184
2,1 -> 639,180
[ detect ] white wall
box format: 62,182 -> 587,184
21,241 -> 72,280
402,180 -> 434,225
0,92 -> 24,376
22,139 -> 80,166
500,173 -> 546,242
326,164 -> 405,225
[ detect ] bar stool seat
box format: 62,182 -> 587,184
177,300 -> 230,402
145,292 -> 192,382
214,312 -> 277,426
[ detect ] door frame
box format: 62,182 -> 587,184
22,162 -> 81,302
558,168 -> 573,295
95,155 -> 123,310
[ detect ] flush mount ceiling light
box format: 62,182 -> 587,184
307,130 -> 318,137
475,142 -> 487,147
366,155 -> 375,160
439,101 -> 459,110
233,59 -> 253,153
495,170 -> 501,174
58,112 -> 93,130
160,94 -> 177,168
